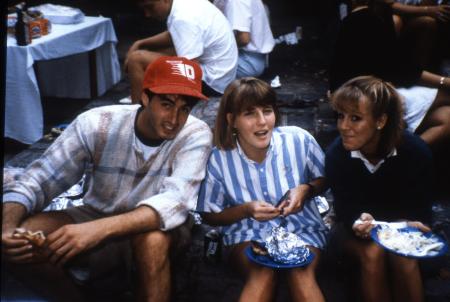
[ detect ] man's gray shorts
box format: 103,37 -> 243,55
62,205 -> 192,288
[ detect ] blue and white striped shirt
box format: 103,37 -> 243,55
197,126 -> 329,248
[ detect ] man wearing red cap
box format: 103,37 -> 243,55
125,0 -> 238,103
2,56 -> 212,301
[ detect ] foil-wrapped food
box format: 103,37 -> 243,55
251,226 -> 311,265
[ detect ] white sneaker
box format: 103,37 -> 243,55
119,96 -> 132,104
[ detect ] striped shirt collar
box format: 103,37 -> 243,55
351,148 -> 397,173
235,134 -> 276,164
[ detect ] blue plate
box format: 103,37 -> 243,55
245,246 -> 315,269
370,226 -> 449,259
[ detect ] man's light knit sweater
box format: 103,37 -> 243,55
3,105 -> 213,230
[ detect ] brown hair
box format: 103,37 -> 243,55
214,77 -> 280,150
330,75 -> 404,156
143,89 -> 199,109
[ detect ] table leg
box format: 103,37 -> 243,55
88,49 -> 98,98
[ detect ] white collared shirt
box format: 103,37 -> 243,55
351,148 -> 397,173
167,0 -> 238,93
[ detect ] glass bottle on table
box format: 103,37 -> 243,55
15,6 -> 31,46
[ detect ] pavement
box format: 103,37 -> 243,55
2,2 -> 450,301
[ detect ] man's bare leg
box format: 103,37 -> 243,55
6,211 -> 85,302
126,47 -> 176,103
132,230 -> 172,302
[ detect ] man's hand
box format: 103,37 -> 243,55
246,201 -> 281,221
46,221 -> 106,267
2,229 -> 35,264
1,203 -> 35,263
352,212 -> 374,239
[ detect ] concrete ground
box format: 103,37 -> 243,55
3,1 -> 450,301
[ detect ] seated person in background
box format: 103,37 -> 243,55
389,0 -> 450,70
326,76 -> 433,302
2,56 -> 212,302
125,0 -> 238,103
197,78 -> 329,302
329,0 -> 450,149
214,0 -> 275,78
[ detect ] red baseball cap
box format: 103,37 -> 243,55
142,56 -> 208,100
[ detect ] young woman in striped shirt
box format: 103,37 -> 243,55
197,77 -> 329,302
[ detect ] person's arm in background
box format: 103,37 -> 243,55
418,71 -> 450,90
235,31 -> 250,47
391,2 -> 450,22
128,31 -> 173,52
222,0 -> 252,48
124,31 -> 174,69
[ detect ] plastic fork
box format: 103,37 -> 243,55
354,219 -> 407,229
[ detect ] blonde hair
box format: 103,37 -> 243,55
214,77 -> 280,150
330,75 -> 405,156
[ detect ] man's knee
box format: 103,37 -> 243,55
20,211 -> 74,235
126,50 -> 159,71
132,230 -> 172,257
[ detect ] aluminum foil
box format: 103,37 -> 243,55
265,226 -> 310,264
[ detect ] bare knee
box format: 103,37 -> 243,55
393,14 -> 403,35
426,106 -> 450,130
390,254 -> 420,274
132,230 -> 171,257
289,265 -> 316,284
247,266 -> 275,283
126,50 -> 158,73
413,16 -> 438,32
289,248 -> 320,282
20,211 -> 74,235
358,244 -> 385,273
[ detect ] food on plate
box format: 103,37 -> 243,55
251,240 -> 269,256
265,226 -> 310,264
377,227 -> 444,257
13,227 -> 46,247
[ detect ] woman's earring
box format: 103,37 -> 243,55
377,126 -> 382,130
232,128 -> 238,136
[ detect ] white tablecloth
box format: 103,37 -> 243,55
6,16 -> 121,144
